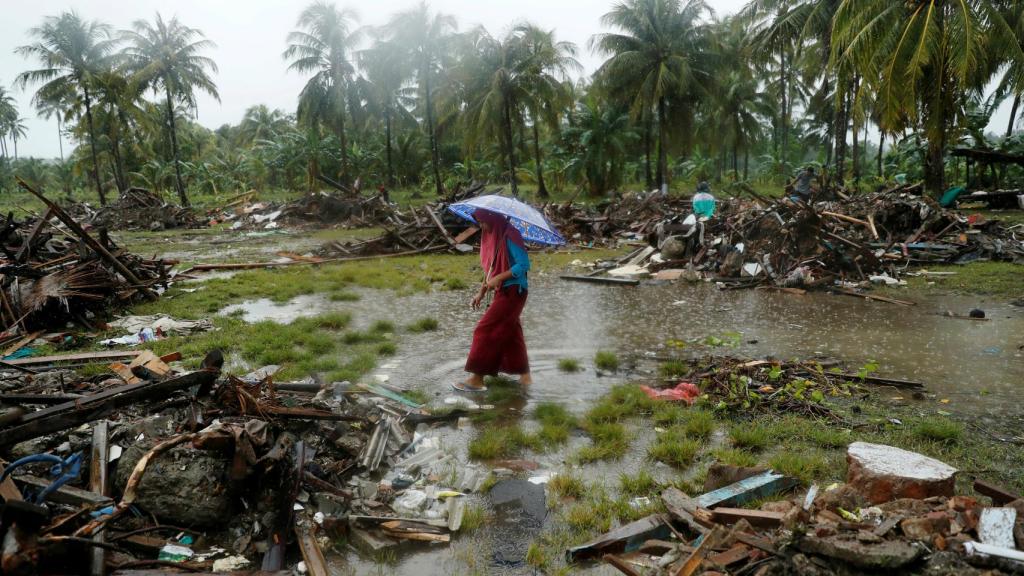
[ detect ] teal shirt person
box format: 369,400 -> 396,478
503,238 -> 530,292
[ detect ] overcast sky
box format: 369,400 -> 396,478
1,0 -> 1012,159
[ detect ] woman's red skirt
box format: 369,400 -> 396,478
465,287 -> 529,376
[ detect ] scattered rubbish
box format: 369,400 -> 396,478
639,382 -> 700,404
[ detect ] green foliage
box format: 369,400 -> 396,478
659,360 -> 688,379
407,317 -> 439,333
557,358 -> 582,373
648,436 -> 701,468
548,473 -> 587,500
729,424 -> 770,451
594,350 -> 620,371
619,469 -> 659,497
912,417 -> 964,444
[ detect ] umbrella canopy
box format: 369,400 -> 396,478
448,195 -> 565,246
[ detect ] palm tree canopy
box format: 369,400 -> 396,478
121,13 -> 220,107
15,11 -> 118,108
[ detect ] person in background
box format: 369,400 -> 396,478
794,166 -> 816,201
453,208 -> 532,392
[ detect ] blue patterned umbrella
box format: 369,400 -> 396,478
448,195 -> 566,246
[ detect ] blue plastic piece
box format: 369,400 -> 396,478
0,452 -> 83,504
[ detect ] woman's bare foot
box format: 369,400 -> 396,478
519,373 -> 533,386
454,373 -> 487,391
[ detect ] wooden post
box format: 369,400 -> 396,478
91,421 -> 110,576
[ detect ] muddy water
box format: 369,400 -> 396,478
222,273 -> 1024,423
217,272 -> 1024,574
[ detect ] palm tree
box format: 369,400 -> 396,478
833,0 -> 1022,194
16,11 -> 117,205
385,2 -> 457,197
7,117 -> 28,161
238,105 -> 291,145
0,85 -> 17,160
122,13 -> 219,206
283,2 -> 360,186
564,96 -> 637,196
358,39 -> 416,188
515,24 -> 580,199
593,0 -> 713,193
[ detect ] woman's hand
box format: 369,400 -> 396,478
485,276 -> 504,291
470,285 -> 487,309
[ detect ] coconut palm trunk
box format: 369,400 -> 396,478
643,114 -> 654,189
82,86 -> 107,206
385,107 -> 394,188
503,99 -> 519,197
164,83 -> 189,206
657,96 -> 669,193
877,131 -> 885,178
531,114 -> 548,199
1008,95 -> 1020,139
422,57 -> 443,197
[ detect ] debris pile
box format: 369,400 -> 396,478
563,189 -> 1024,293
578,445 -> 1024,575
0,350 -> 486,575
2,180 -> 174,336
91,187 -> 202,231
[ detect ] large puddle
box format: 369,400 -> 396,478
220,273 -> 1024,423
214,271 -> 1023,574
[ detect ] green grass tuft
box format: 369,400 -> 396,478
594,350 -> 620,371
729,424 -> 770,451
912,417 -> 963,443
659,360 -> 688,379
407,317 -> 439,333
548,473 -> 587,500
648,437 -> 701,468
619,469 -> 659,497
468,425 -> 538,460
376,342 -> 397,356
712,448 -> 759,468
768,450 -> 832,486
557,358 -> 582,373
460,504 -> 489,532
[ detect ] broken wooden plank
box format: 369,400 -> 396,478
661,488 -> 710,534
0,359 -> 221,448
91,421 -> 110,576
834,372 -> 925,390
12,475 -> 113,507
694,471 -> 798,510
560,275 -> 641,286
4,350 -> 141,366
974,480 -> 1022,506
566,514 -> 670,563
675,525 -> 721,576
294,523 -> 329,576
709,507 -> 785,528
603,553 -> 643,576
708,543 -> 752,568
831,288 -> 916,306
453,226 -> 479,244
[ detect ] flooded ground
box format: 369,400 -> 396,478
215,270 -> 1024,575
220,273 -> 1024,424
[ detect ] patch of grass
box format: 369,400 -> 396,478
594,350 -> 620,371
652,403 -> 687,426
577,422 -> 629,463
483,375 -> 524,405
557,358 -> 582,373
548,473 -> 587,500
402,388 -> 430,405
768,450 -> 833,486
729,424 -> 770,451
444,277 -> 469,290
681,409 -> 716,440
460,504 -> 489,533
880,261 -> 1024,298
648,437 -> 701,468
407,317 -> 439,333
479,474 -> 498,494
619,469 -> 659,497
712,448 -> 759,468
328,291 -> 360,302
342,330 -> 385,345
468,425 -> 538,460
376,342 -> 397,356
77,362 -> 113,378
526,542 -> 549,570
911,416 -> 963,443
370,320 -> 395,333
659,360 -> 688,379
584,384 -> 655,425
533,403 -> 577,449
614,494 -> 666,523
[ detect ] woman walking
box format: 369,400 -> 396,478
453,208 -> 532,392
